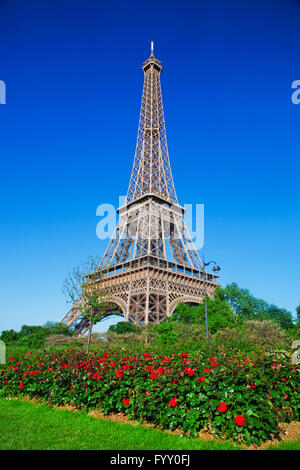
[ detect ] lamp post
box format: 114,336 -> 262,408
202,255 -> 221,344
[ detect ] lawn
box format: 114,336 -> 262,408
0,399 -> 299,450
0,398 -> 241,450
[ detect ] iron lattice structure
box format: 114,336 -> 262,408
62,43 -> 219,335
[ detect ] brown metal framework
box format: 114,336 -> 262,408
61,43 -> 219,334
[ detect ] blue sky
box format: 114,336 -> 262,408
0,0 -> 299,333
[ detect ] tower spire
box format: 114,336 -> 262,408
126,42 -> 177,205
150,40 -> 154,57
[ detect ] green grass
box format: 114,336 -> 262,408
267,440 -> 300,451
0,398 -> 242,450
1,399 -> 299,450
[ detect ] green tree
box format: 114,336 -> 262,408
215,283 -> 269,320
0,329 -> 20,344
19,325 -> 44,337
197,296 -> 236,333
153,321 -> 179,346
171,294 -> 235,333
171,302 -> 202,324
108,321 -> 139,334
215,283 -> 293,328
296,304 -> 300,325
63,256 -> 120,353
43,321 -> 74,336
263,305 -> 294,329
0,323 -> 74,349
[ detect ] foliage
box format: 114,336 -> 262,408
215,283 -> 295,328
62,256 -> 118,325
152,322 -> 179,346
215,283 -> 265,319
171,283 -> 295,332
0,330 -> 19,344
0,348 -> 298,446
172,297 -> 236,333
108,321 -> 141,335
62,255 -> 121,352
296,304 -> 300,325
62,255 -> 101,304
261,305 -> 295,330
0,323 -> 74,350
3,315 -> 295,360
212,321 -> 291,352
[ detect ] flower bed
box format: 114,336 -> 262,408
0,349 -> 298,445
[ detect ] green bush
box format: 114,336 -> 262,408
1,348 -> 298,445
172,297 -> 235,332
108,321 -> 141,335
212,320 -> 291,352
0,322 -> 75,350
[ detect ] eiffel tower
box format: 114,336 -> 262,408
62,42 -> 219,334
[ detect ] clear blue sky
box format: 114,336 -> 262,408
0,0 -> 299,333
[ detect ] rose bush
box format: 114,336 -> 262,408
0,348 -> 298,445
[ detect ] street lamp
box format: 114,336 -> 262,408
202,255 -> 221,344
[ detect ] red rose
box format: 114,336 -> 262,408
196,376 -> 205,383
19,382 -> 24,389
180,353 -> 189,358
169,398 -> 178,407
184,367 -> 194,376
122,398 -> 130,405
235,415 -> 245,426
217,402 -> 227,413
162,356 -> 171,362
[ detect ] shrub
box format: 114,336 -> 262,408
212,320 -> 290,352
0,348 -> 298,445
108,321 -> 141,335
172,297 -> 235,332
0,323 -> 75,350
45,335 -> 77,347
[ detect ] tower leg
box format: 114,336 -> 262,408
145,277 -> 150,324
